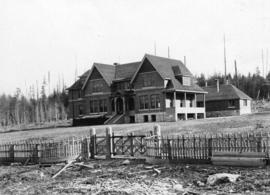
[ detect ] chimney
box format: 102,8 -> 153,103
205,81 -> 208,87
216,79 -> 220,92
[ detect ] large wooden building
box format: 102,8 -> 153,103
67,54 -> 207,125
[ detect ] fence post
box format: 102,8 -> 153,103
106,126 -> 113,159
9,145 -> 14,163
130,133 -> 134,156
167,138 -> 172,161
33,144 -> 39,163
257,133 -> 262,152
208,136 -> 212,160
90,128 -> 96,159
154,124 -> 161,158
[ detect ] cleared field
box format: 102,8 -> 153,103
0,112 -> 270,143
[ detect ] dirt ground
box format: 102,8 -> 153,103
0,159 -> 270,195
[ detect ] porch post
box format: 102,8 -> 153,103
173,91 -> 176,107
203,94 -> 205,107
184,92 -> 187,107
114,97 -> 117,113
194,93 -> 197,108
123,97 -> 126,113
203,94 -> 206,118
184,92 -> 187,120
194,93 -> 197,119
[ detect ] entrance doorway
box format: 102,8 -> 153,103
116,98 -> 124,114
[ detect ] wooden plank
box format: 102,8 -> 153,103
212,157 -> 267,167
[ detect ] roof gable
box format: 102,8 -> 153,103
131,54 -> 204,93
89,67 -> 103,80
82,63 -> 115,90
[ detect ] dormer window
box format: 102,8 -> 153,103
182,76 -> 191,86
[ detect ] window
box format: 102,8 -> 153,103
228,100 -> 236,108
91,80 -> 103,92
78,105 -> 83,115
243,99 -> 248,106
99,100 -> 104,112
130,116 -> 135,123
111,99 -> 115,112
150,95 -> 160,109
139,95 -> 149,110
151,115 -> 156,122
182,76 -> 191,86
144,115 -> 149,122
90,99 -> 107,113
143,75 -> 154,87
93,100 -> 99,113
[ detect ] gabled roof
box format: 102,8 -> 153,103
81,63 -> 115,90
131,54 -> 205,93
202,84 -> 252,101
67,70 -> 90,90
114,61 -> 141,81
94,63 -> 115,85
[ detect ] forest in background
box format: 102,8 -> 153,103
0,69 -> 270,129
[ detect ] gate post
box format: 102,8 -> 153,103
154,125 -> 161,158
90,128 -> 96,159
130,133 -> 134,156
9,145 -> 14,163
208,136 -> 213,160
106,127 -> 113,159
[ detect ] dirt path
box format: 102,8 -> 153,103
1,159 -> 270,195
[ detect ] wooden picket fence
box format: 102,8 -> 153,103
0,125 -> 270,165
146,132 -> 270,164
0,136 -> 89,164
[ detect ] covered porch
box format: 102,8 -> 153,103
165,90 -> 206,120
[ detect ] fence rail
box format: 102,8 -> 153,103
0,125 -> 270,165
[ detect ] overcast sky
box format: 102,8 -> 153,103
1,0 -> 270,95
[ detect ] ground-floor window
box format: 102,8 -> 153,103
144,115 -> 149,122
78,105 -> 83,115
90,99 -> 107,113
151,115 -> 156,122
243,99 -> 248,106
150,95 -> 160,109
129,116 -> 135,123
228,100 -> 236,108
139,95 -> 149,110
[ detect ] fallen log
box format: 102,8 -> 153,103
212,157 -> 266,167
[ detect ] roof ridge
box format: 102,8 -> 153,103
145,53 -> 184,64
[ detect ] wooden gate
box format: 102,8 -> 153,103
112,134 -> 147,156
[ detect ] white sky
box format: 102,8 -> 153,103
1,0 -> 270,95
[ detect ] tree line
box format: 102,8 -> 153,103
0,79 -> 69,128
196,70 -> 270,99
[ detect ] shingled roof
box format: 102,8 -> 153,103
131,54 -> 205,93
202,84 -> 252,101
114,61 -> 141,81
67,69 -> 90,90
69,54 -> 206,93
